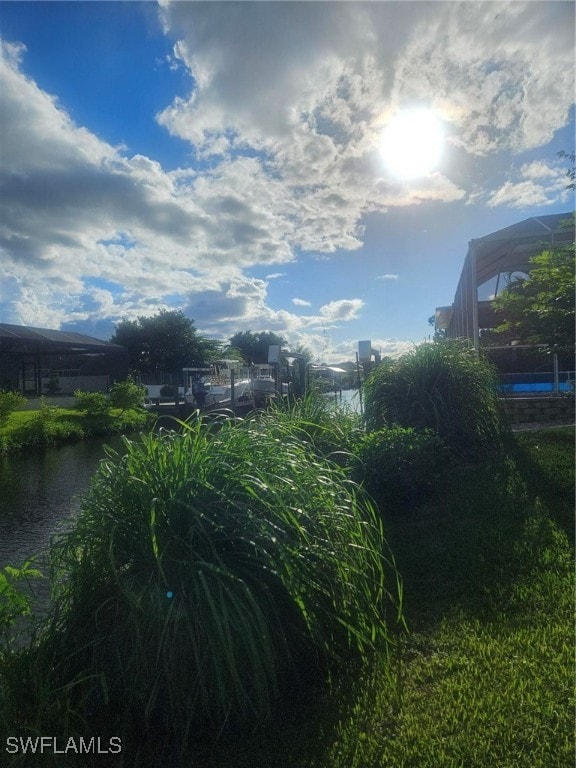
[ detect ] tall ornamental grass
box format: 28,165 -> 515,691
45,415 -> 399,742
256,390 -> 363,461
363,340 -> 507,460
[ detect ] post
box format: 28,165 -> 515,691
470,243 -> 480,356
553,352 -> 559,394
230,369 -> 236,410
355,352 -> 364,417
297,357 -> 307,398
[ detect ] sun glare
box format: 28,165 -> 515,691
380,109 -> 444,179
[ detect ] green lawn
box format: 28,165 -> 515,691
198,428 -> 575,768
0,405 -> 152,454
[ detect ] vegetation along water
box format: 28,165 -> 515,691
0,342 -> 573,767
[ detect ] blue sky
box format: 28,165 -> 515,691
0,1 -> 574,363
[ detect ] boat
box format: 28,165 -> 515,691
186,361 -> 281,409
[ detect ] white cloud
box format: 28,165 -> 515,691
391,2 -> 574,155
159,1 -> 574,165
377,274 -> 399,281
292,298 -> 312,307
0,40 -> 299,330
156,1 -> 469,252
487,181 -> 554,209
520,160 -> 562,181
487,159 -> 570,208
371,337 -> 415,359
319,336 -> 413,365
0,33 -> 446,342
319,299 -> 363,322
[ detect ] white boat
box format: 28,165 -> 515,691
202,362 -> 279,408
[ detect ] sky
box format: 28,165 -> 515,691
0,1 -> 574,364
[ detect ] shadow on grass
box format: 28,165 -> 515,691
381,435 -> 572,632
1,642 -> 381,768
506,427 -> 574,544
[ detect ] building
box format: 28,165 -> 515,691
435,213 -> 575,348
0,323 -> 128,395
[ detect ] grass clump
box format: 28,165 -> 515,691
15,415 -> 399,754
257,390 -> 364,461
363,340 -> 507,460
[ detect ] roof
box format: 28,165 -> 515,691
436,213 -> 574,337
471,213 -> 574,287
0,323 -> 125,351
473,213 -> 571,242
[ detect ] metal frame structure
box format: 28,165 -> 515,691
0,323 -> 128,394
435,213 -> 575,350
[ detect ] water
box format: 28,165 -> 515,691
0,436 -> 127,626
325,388 -> 363,413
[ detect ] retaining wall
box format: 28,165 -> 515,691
499,395 -> 575,425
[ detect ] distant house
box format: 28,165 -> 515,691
435,213 -> 575,347
0,323 -> 128,395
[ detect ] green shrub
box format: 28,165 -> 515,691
109,379 -> 146,411
0,391 -> 26,425
353,426 -> 449,512
363,340 -> 506,461
74,390 -> 110,415
46,416 -> 398,742
0,560 -> 42,649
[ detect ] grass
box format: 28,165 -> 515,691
0,405 -> 152,454
323,427 -> 574,768
0,418 -> 573,767
187,427 -> 575,768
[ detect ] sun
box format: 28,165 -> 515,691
380,109 -> 444,179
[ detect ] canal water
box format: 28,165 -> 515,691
325,387 -> 363,413
0,435 -> 127,626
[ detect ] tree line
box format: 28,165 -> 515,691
109,309 -> 311,379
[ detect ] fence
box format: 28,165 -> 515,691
496,371 -> 574,395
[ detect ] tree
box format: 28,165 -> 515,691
290,343 -> 313,364
427,314 -> 446,341
491,241 -> 575,355
110,310 -> 221,377
228,330 -> 287,365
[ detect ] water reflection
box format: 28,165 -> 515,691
0,436 -> 126,623
324,388 -> 362,413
